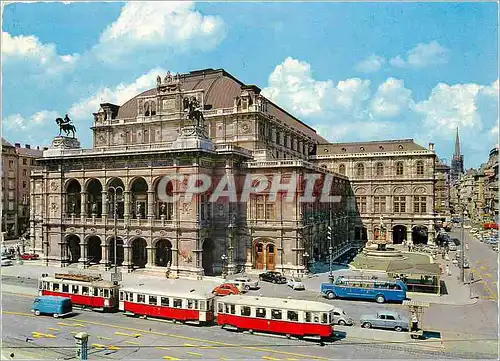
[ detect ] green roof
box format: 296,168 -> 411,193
386,261 -> 441,276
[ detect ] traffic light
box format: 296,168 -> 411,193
327,226 -> 332,241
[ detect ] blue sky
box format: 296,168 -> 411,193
2,1 -> 498,167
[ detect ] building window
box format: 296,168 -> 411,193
255,195 -> 274,220
374,196 -> 386,213
23,169 -> 27,176
393,196 -> 406,213
8,160 -> 13,169
22,181 -> 27,188
396,162 -> 404,176
376,163 -> 384,176
416,161 -> 424,176
356,163 -> 364,178
414,196 -> 427,214
356,196 -> 367,213
338,164 -> 345,175
23,158 -> 27,165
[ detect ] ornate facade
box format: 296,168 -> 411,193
313,140 -> 437,245
30,69 -> 353,277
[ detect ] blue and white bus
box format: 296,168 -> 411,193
320,277 -> 407,303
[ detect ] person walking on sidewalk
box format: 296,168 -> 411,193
465,243 -> 469,251
411,312 -> 419,332
446,264 -> 451,276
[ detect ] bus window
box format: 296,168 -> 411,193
53,283 -> 60,292
217,302 -> 224,313
241,306 -> 251,316
82,286 -> 89,295
173,298 -> 182,308
287,310 -> 298,322
161,297 -> 169,307
305,312 -> 311,322
62,284 -> 69,293
137,294 -> 146,303
322,313 -> 328,324
149,295 -> 157,305
120,292 -> 124,301
271,309 -> 282,320
256,308 -> 266,318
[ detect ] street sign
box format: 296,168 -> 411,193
111,272 -> 122,282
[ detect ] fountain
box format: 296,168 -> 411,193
363,216 -> 406,259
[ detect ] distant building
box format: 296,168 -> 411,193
435,159 -> 451,216
450,128 -> 464,184
1,139 -> 43,239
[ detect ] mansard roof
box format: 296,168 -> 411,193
2,137 -> 14,148
115,68 -> 327,143
317,139 -> 429,155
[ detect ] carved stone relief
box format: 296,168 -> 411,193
50,182 -> 58,191
181,203 -> 192,215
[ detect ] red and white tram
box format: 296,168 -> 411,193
216,295 -> 335,340
38,273 -> 119,311
119,286 -> 215,324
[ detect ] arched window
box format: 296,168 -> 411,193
396,162 -> 404,176
151,101 -> 156,116
144,102 -> 150,116
376,162 -> 384,176
338,164 -> 346,175
356,163 -> 364,178
416,161 -> 424,176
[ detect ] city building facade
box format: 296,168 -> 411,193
313,140 -> 437,245
30,69 -> 354,277
435,159 -> 451,217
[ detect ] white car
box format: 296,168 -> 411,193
1,258 -> 13,266
233,276 -> 259,291
287,277 -> 305,290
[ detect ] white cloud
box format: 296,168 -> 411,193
95,2 -> 225,62
370,78 -> 413,118
390,41 -> 449,69
354,54 -> 386,73
2,31 -> 79,76
69,67 -> 167,120
4,110 -> 59,130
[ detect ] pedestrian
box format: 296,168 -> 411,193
446,265 -> 451,276
466,243 -> 469,251
411,312 -> 419,332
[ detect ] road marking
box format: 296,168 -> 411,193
156,347 -> 171,351
484,273 -> 492,278
183,343 -> 198,347
70,331 -> 78,335
56,322 -> 73,326
97,336 -> 112,340
262,357 -> 281,361
286,359 -> 298,361
200,346 -> 216,349
91,343 -> 106,349
480,266 -> 487,271
73,323 -> 84,327
162,356 -> 179,360
107,345 -> 121,350
124,340 -> 141,345
32,332 -> 56,339
47,327 -> 59,331
186,351 -> 202,356
2,311 -> 329,360
115,331 -> 141,337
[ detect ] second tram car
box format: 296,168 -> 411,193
216,295 -> 335,339
119,286 -> 215,324
38,273 -> 119,311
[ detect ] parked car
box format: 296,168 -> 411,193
451,238 -> 460,246
259,271 -> 286,284
332,307 -> 354,326
228,280 -> 248,293
463,259 -> 470,268
1,258 -> 13,266
31,296 -> 73,318
448,243 -> 457,251
21,253 -> 40,260
212,283 -> 240,296
287,277 -> 305,290
233,276 -> 259,290
360,311 -> 409,332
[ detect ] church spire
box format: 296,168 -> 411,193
454,127 -> 461,157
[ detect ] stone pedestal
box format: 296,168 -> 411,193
172,126 -> 213,151
43,136 -> 81,157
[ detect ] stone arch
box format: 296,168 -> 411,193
131,237 -> 148,268
413,186 -> 427,195
65,179 -> 81,214
393,186 -> 407,194
130,177 -> 148,219
65,234 -> 80,263
85,178 -> 103,217
373,187 -> 386,195
253,238 -> 276,271
86,235 -> 102,264
202,238 -> 214,276
338,164 -> 346,175
412,225 -> 428,245
154,238 -> 172,267
354,187 -> 366,195
108,236 -> 124,266
107,178 -> 125,218
153,176 -> 175,220
392,225 -> 407,244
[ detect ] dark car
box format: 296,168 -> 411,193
259,271 -> 286,284
451,238 -> 460,246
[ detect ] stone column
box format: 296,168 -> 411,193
80,191 -> 87,220
146,246 -> 154,268
78,240 -> 87,268
406,228 -> 413,244
101,190 -> 108,221
147,191 -> 154,222
124,191 -> 130,220
101,244 -> 110,270
122,245 -> 133,272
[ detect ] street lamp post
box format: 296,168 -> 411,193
108,186 -> 123,278
460,209 -> 468,284
221,254 -> 228,279
329,246 -> 333,282
303,251 -> 309,272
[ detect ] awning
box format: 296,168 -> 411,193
386,261 -> 441,276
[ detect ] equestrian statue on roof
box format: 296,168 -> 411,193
183,96 -> 205,128
55,114 -> 77,138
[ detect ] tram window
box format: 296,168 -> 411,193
53,283 -> 60,292
82,287 -> 89,295
187,299 -> 194,309
194,300 -> 198,309
314,314 -> 320,323
256,308 -> 266,318
161,297 -> 169,307
120,292 -> 124,301
137,294 -> 146,303
305,312 -> 311,322
173,298 -> 182,308
149,296 -> 157,305
230,305 -> 235,314
199,301 -> 206,311
43,282 -> 48,290
72,285 -> 79,294
241,306 -> 251,316
62,284 -> 69,293
93,288 -> 98,296
104,289 -> 110,298
287,310 -> 299,322
217,303 -> 224,313
271,309 -> 282,320
225,304 -> 230,313
322,313 -> 328,324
